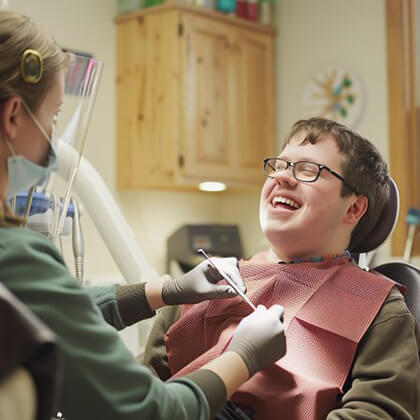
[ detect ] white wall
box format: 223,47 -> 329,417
10,0 -> 391,279
275,0 -> 391,261
276,0 -> 389,155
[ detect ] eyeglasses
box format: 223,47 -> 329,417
263,158 -> 358,194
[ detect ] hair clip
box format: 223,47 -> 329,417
20,49 -> 43,84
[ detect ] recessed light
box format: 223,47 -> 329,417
198,182 -> 227,192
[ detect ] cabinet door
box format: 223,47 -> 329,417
231,29 -> 275,182
180,15 -> 235,180
116,11 -> 181,189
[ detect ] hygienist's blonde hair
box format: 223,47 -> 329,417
0,10 -> 68,111
0,10 -> 68,226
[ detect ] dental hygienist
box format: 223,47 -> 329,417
0,10 -> 286,420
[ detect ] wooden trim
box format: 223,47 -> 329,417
386,0 -> 419,256
115,1 -> 276,35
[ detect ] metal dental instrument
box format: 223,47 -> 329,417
22,185 -> 36,226
71,197 -> 85,284
197,248 -> 256,311
10,196 -> 16,214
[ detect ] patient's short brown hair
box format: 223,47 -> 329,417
282,117 -> 389,250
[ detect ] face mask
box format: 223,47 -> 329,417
5,102 -> 58,199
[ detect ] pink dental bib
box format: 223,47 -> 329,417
165,257 -> 396,419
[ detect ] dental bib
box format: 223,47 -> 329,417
165,256 -> 396,420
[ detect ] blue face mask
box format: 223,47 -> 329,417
6,102 -> 58,199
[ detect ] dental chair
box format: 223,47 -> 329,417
374,262 -> 420,323
0,284 -> 61,420
349,178 -> 420,324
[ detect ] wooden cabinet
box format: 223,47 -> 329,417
115,2 -> 275,190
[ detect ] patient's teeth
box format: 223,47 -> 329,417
271,196 -> 300,209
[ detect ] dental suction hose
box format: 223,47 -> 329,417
403,207 -> 420,262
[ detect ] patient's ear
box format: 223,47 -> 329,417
343,195 -> 368,226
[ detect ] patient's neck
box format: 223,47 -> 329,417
265,246 -> 347,264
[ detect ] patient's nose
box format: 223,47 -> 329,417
273,165 -> 298,187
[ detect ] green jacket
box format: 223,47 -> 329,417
0,226 -> 223,420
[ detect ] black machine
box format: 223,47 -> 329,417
167,224 -> 243,275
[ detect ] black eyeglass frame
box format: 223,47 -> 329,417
263,157 -> 359,195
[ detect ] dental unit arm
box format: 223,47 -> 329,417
56,139 -> 160,285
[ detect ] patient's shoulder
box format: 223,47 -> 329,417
159,304 -> 182,330
371,286 -> 413,328
142,305 -> 181,380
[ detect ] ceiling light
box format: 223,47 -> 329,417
198,182 -> 227,192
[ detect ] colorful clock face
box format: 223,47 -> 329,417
302,67 -> 364,128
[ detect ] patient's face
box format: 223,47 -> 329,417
259,132 -> 353,259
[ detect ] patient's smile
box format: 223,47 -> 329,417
271,196 -> 301,210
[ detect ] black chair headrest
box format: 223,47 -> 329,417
373,261 -> 420,323
349,178 -> 399,254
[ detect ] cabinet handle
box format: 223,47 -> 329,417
178,23 -> 184,36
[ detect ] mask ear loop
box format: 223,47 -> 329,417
20,49 -> 43,84
21,101 -> 52,144
4,138 -> 16,156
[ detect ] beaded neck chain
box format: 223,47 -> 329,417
276,250 -> 352,264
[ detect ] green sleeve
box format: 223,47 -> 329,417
141,304 -> 182,380
0,227 -> 211,420
86,283 -> 156,331
85,285 -> 126,330
327,287 -> 420,419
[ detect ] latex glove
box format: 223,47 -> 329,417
227,304 -> 286,376
162,257 -> 245,305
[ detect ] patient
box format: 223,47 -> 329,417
143,118 -> 420,419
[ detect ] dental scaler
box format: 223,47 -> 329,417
197,248 -> 256,311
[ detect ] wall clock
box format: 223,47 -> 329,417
302,67 -> 364,128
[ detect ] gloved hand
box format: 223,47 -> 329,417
227,304 -> 286,376
162,257 -> 246,305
